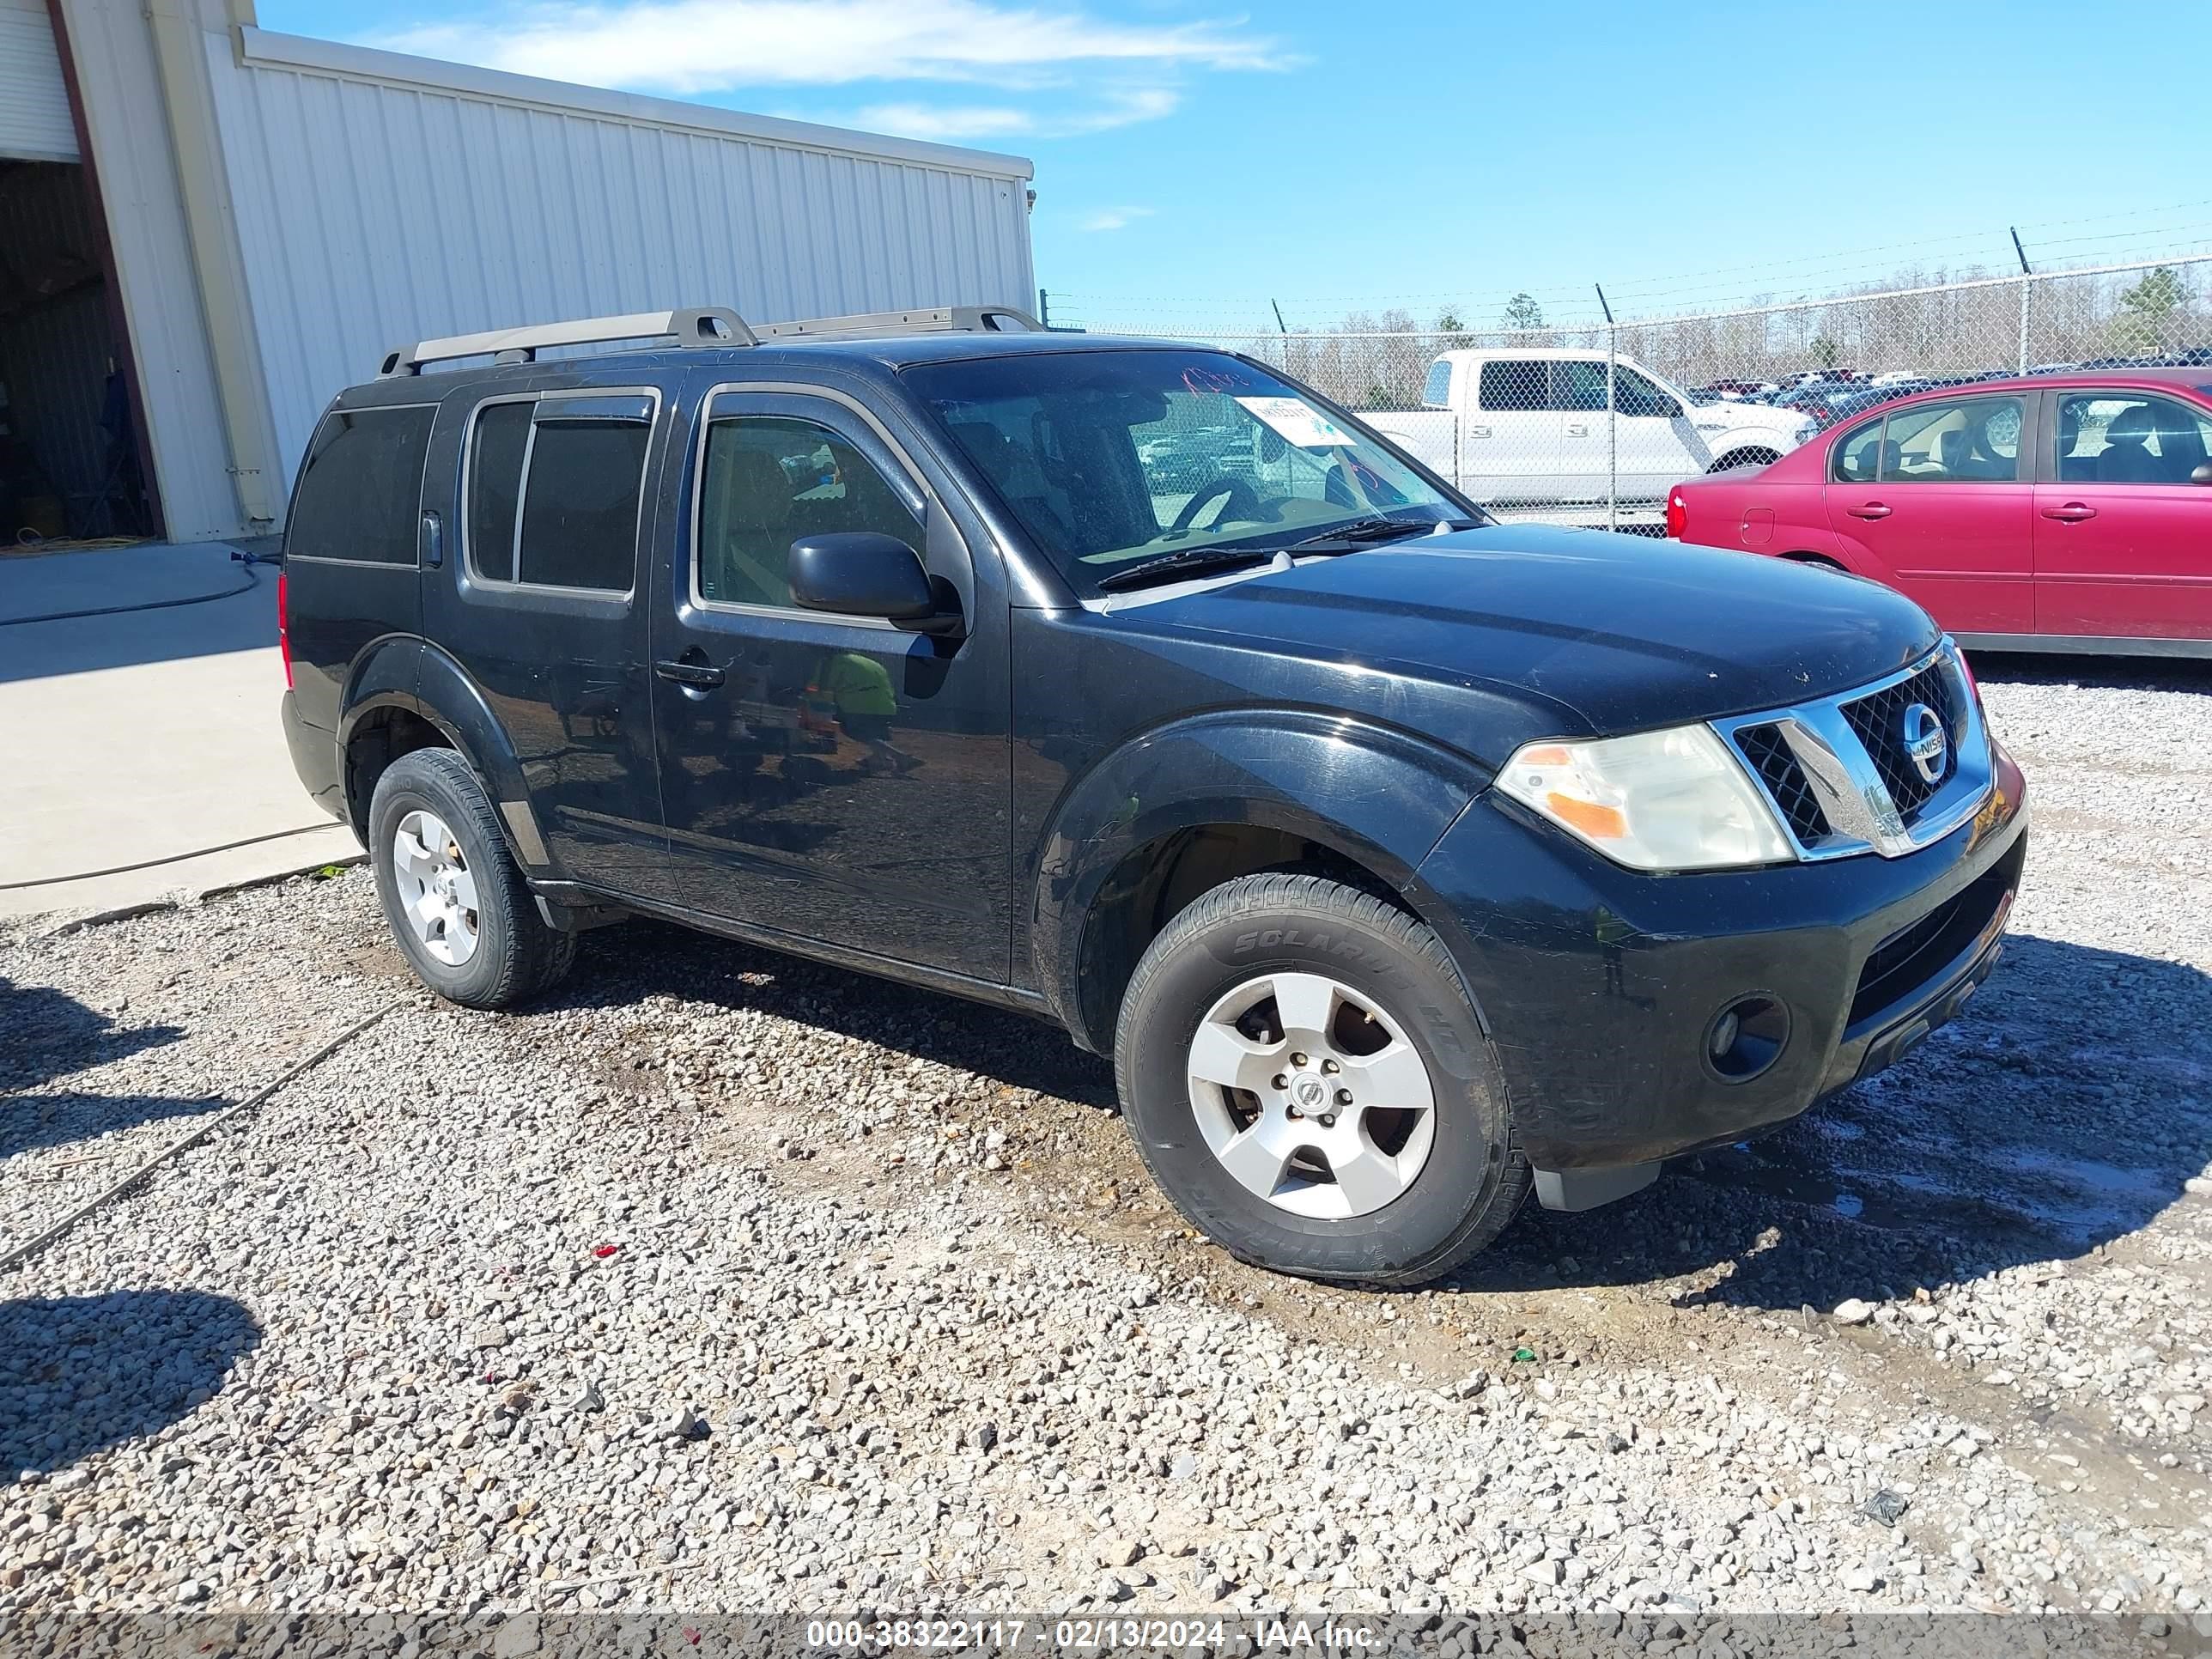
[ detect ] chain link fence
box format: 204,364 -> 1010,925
1064,255 -> 2212,533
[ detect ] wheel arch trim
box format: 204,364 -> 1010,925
1029,708 -> 1493,1048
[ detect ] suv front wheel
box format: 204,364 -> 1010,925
1115,873 -> 1527,1285
368,749 -> 575,1009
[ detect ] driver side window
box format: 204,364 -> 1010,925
1613,368 -> 1679,419
696,415 -> 919,610
1878,397 -> 2022,483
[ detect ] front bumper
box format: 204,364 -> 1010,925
1412,737 -> 2028,1174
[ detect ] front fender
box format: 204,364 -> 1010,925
1701,420 -> 1806,459
1030,708 -> 1493,1048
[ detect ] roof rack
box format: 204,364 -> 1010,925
377,302 -> 1041,376
380,307 -> 753,377
751,305 -> 1042,342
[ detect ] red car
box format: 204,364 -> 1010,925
1666,369 -> 2212,654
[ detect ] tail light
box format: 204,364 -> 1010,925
276,568 -> 293,690
1665,488 -> 1687,540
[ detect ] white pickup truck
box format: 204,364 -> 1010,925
1363,347 -> 1818,529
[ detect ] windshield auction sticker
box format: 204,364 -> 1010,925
1235,395 -> 1358,447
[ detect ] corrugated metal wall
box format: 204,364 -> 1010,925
54,0 -> 240,540
0,160 -> 113,517
0,0 -> 78,163
210,29 -> 1037,495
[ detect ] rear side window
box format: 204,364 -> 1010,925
1478,361 -> 1548,412
465,394 -> 653,592
288,405 -> 434,563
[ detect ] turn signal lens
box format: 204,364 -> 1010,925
1497,725 -> 1794,872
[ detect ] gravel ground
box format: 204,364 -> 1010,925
3,658 -> 2209,1636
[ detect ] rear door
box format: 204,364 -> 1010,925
2035,387 -> 2212,641
1464,358 -> 1560,507
1824,392 -> 2035,635
423,380 -> 670,895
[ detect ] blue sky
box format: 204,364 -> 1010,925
259,0 -> 2212,333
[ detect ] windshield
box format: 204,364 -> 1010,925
902,349 -> 1478,597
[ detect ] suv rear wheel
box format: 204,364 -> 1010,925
368,749 -> 574,1008
1115,872 -> 1527,1285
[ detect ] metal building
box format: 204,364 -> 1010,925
0,0 -> 1036,544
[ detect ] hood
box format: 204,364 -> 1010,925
1123,526 -> 1941,736
1692,399 -> 1814,439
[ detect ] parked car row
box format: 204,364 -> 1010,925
1666,368 -> 2212,654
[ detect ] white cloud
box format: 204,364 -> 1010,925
848,85 -> 1179,141
1077,205 -> 1153,232
848,103 -> 1040,141
381,1 -> 1286,95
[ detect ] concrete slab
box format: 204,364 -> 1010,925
0,542 -> 361,921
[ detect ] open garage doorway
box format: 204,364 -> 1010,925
0,160 -> 154,544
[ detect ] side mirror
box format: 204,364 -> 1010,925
787,532 -> 959,633
2195,462 -> 2212,485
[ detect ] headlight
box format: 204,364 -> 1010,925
1496,725 -> 1793,872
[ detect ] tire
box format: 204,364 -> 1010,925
1114,872 -> 1527,1285
368,748 -> 575,1009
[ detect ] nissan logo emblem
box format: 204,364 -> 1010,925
1901,703 -> 1948,785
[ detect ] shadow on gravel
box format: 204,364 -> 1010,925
1966,651 -> 2212,693
1460,933 -> 2212,1312
0,976 -> 182,1092
0,1291 -> 260,1477
544,921 -> 2209,1315
544,920 -> 1116,1108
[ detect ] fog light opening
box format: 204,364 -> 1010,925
1706,994 -> 1789,1082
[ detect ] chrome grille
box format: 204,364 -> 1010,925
1735,723 -> 1831,843
1839,660 -> 1959,819
1712,640 -> 1993,863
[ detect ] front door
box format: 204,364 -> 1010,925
1824,392 -> 2035,635
2037,388 -> 2212,641
644,381 -> 1013,982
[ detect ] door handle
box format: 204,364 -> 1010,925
1467,424 -> 1492,439
653,658 -> 725,689
2040,502 -> 2097,523
1565,422 -> 1589,436
1846,501 -> 1892,520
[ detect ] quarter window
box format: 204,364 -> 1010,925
465,395 -> 653,592
288,405 -> 434,564
1478,360 -> 1548,412
1421,359 -> 1454,408
696,416 -> 919,610
2056,392 -> 2212,485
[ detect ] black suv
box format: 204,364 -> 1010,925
279,304 -> 2027,1285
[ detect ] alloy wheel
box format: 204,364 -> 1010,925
1184,970 -> 1437,1218
392,809 -> 481,967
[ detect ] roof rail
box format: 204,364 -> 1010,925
378,307 -> 755,376
751,305 -> 1043,342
